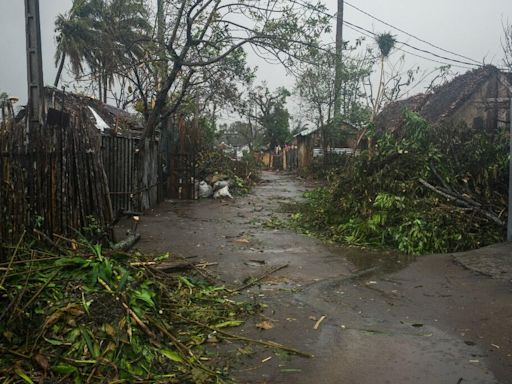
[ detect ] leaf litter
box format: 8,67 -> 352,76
0,234 -> 308,383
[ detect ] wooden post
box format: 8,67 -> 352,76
24,0 -> 45,131
508,96 -> 512,241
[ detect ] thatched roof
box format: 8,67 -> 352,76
376,65 -> 511,132
45,87 -> 143,135
375,93 -> 428,132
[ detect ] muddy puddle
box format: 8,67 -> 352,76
327,245 -> 418,274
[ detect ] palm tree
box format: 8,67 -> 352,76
53,1 -> 97,87
93,0 -> 150,102
355,32 -> 396,151
54,0 -> 150,103
373,32 -> 396,118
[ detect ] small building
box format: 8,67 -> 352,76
294,126 -> 320,169
294,122 -> 358,169
376,65 -> 512,133
45,87 -> 143,135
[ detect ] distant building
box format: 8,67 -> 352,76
376,65 -> 512,133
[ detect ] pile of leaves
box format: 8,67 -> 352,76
0,235 -> 261,383
197,150 -> 261,194
293,111 -> 508,254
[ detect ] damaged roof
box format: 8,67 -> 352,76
376,65 -> 512,132
294,125 -> 319,137
45,87 -> 144,135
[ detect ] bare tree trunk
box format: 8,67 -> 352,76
103,73 -> 108,103
98,73 -> 102,101
54,53 -> 66,88
373,57 -> 386,119
367,57 -> 386,158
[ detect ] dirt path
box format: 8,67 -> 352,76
133,171 -> 512,384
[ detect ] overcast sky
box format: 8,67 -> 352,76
1,0 -> 511,106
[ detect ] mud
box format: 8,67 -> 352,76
129,171 -> 512,384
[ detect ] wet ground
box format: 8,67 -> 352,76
130,171 -> 512,384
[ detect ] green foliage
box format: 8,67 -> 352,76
0,238 -> 259,383
293,111 -> 508,255
81,215 -> 107,243
198,117 -> 219,149
298,154 -> 351,180
262,104 -> 291,147
237,85 -> 292,148
55,0 -> 150,97
375,32 -> 396,58
294,49 -> 372,149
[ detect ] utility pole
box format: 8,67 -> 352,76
24,0 -> 45,132
508,95 -> 512,241
333,0 -> 344,121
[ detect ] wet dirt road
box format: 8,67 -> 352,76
134,171 -> 512,384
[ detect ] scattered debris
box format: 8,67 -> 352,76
232,264 -> 290,293
196,150 -> 261,196
214,180 -> 231,191
214,185 -> 234,199
0,235 -> 294,383
199,181 -> 214,198
256,321 -> 275,330
111,232 -> 141,251
245,260 -> 267,268
292,111 -> 508,254
313,316 -> 326,330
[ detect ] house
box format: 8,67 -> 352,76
45,87 -> 144,136
294,122 -> 358,169
375,65 -> 512,133
294,125 -> 320,169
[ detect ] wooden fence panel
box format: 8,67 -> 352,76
101,135 -> 141,214
0,108 -> 112,246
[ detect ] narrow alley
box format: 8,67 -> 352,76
134,172 -> 512,384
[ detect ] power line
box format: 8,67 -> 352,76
315,6 -> 506,71
344,23 -> 474,70
344,1 -> 482,65
344,20 -> 482,68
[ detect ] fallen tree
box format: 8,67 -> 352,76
293,110 -> 508,254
